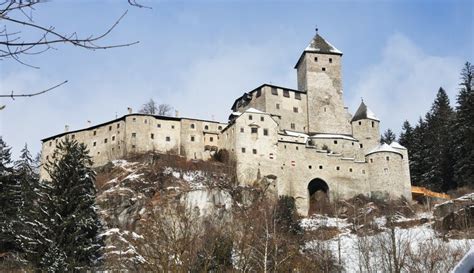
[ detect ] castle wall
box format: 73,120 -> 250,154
179,119 -> 226,160
351,119 -> 380,154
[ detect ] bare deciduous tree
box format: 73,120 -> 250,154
139,99 -> 173,116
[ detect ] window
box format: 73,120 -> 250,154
322,67 -> 326,71
190,124 -> 195,129
334,140 -> 338,144
296,146 -> 299,150
157,124 -> 161,128
360,144 -> 363,148
271,87 -> 278,95
276,103 -> 280,110
358,121 -> 362,125
336,166 -> 340,171
93,131 -> 97,136
104,138 -> 108,144
260,116 -> 264,122
256,89 -> 261,97
151,133 -> 154,139
362,170 -> 366,174
241,148 -> 246,153
263,129 -> 269,136
293,107 -> 298,113
218,126 -> 222,130
133,117 -> 136,122
71,134 -> 75,139
349,168 -> 353,172
386,156 -> 390,161
308,165 -> 312,169
295,93 -> 301,100
291,123 -> 295,130
109,126 -> 112,131
166,136 -> 170,142
191,136 -> 195,142
252,149 -> 257,154
93,141 -> 96,147
132,133 -> 136,138
249,115 -> 253,120
251,128 -> 258,134
372,121 -> 375,128
240,128 -> 244,133
329,58 -> 333,63
283,90 -> 290,97
204,125 -> 209,130
144,119 -> 148,124
319,165 -> 323,169
117,123 -> 120,129
49,141 -> 52,147
210,137 -> 214,142
132,145 -> 136,149
314,57 -> 318,62
171,125 -> 175,129
46,155 -> 49,160
370,158 -> 373,163
112,136 -> 115,141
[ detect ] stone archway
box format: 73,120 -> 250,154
307,178 -> 330,215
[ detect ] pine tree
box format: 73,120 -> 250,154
0,137 -> 22,256
408,118 -> 429,187
398,121 -> 413,151
423,87 -> 455,192
380,128 -> 396,144
40,137 -> 104,271
453,62 -> 474,188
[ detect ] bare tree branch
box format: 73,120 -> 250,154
0,80 -> 67,99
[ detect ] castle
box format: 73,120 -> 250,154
40,32 -> 412,215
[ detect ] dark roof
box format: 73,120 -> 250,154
294,34 -> 343,68
230,83 -> 303,111
41,114 -> 225,142
351,101 -> 380,122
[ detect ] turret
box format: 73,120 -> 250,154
351,101 -> 380,153
295,32 -> 351,134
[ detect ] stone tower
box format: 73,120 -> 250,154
295,33 -> 351,134
351,101 -> 380,153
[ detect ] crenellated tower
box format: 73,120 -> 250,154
295,32 -> 351,135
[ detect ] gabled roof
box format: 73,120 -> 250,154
366,143 -> 403,156
295,33 -> 343,68
230,83 -> 303,111
351,101 -> 380,122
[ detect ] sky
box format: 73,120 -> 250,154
1,0 -> 473,158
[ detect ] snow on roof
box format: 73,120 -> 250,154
366,107 -> 379,121
352,101 -> 380,122
390,142 -> 407,150
304,34 -> 343,55
231,111 -> 242,116
284,130 -> 309,138
366,143 -> 403,156
310,134 -> 357,141
245,107 -> 265,114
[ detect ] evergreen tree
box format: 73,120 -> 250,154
408,118 -> 430,187
453,62 -> 474,188
380,128 -> 396,144
40,137 -> 104,271
423,87 -> 455,192
398,121 -> 414,151
0,137 -> 22,256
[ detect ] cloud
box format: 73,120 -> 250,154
349,33 -> 463,134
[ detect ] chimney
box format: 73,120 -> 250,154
175,110 -> 179,117
127,107 -> 132,114
65,125 -> 69,132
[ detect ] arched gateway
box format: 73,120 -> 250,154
307,178 -> 330,215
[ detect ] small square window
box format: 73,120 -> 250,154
132,133 -> 136,138
109,126 -> 112,131
157,124 -> 161,128
252,149 -> 257,154
334,140 -> 338,144
256,89 -> 262,97
291,123 -> 295,130
171,125 -> 175,129
349,168 -> 353,172
71,134 -> 75,139
370,159 -> 373,163
283,90 -> 290,97
104,138 -> 108,144
314,57 -> 318,62
295,93 -> 301,100
112,136 -> 115,141
251,128 -> 258,134
241,148 -> 246,153
372,121 -> 375,128
308,165 -> 312,169
210,137 -> 214,142
322,67 -> 326,71
166,136 -> 170,142
117,123 -> 120,129
191,136 -> 195,142
218,126 -> 222,130
151,133 -> 154,139
296,146 -> 299,150
132,145 -> 136,149
240,127 -> 244,133
93,141 -> 96,147
386,156 -> 390,161
260,116 -> 264,122
336,166 -> 340,171
276,103 -> 280,110
49,142 -> 52,147
329,58 -> 333,63
205,125 -> 209,130
360,144 -> 363,148
358,121 -> 362,125
263,129 -> 268,136
293,107 -> 298,113
133,117 -> 136,122
190,124 -> 195,129
319,165 -> 323,169
144,119 -> 148,124
93,131 -> 97,136
271,87 -> 278,95
249,115 -> 253,120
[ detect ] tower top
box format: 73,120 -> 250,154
352,101 -> 380,122
294,32 -> 342,68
